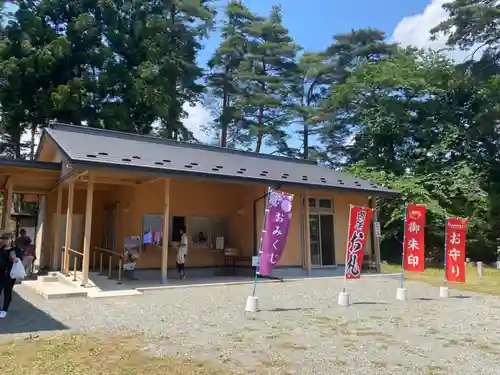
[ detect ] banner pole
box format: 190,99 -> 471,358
443,217 -> 448,288
400,204 -> 407,289
251,187 -> 271,298
439,217 -> 453,299
343,204 -> 353,293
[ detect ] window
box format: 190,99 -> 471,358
188,217 -> 211,245
171,216 -> 186,242
142,214 -> 163,245
140,214 -> 226,247
309,198 -> 333,213
209,217 -> 227,248
318,199 -> 332,209
187,216 -> 228,247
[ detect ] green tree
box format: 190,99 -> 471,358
236,5 -> 301,153
431,0 -> 500,59
0,0 -> 216,156
153,0 -> 215,140
206,0 -> 258,147
325,49 -> 498,261
316,28 -> 396,165
289,51 -> 331,159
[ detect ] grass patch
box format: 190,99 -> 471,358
0,333 -> 236,375
382,262 -> 500,295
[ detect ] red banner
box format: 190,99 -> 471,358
403,204 -> 426,272
344,206 -> 374,279
445,217 -> 468,283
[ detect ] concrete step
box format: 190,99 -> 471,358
22,280 -> 88,300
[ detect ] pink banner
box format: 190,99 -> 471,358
258,190 -> 294,276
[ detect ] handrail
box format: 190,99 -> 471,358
62,246 -> 84,281
93,246 -> 123,258
64,247 -> 84,256
92,246 -> 123,284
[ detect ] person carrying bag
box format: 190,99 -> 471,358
0,232 -> 24,319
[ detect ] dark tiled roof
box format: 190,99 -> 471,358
0,158 -> 61,170
42,123 -> 397,196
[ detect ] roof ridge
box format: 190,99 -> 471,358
48,122 -> 317,166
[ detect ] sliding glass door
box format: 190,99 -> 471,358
309,213 -> 335,266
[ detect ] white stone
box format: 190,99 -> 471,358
396,287 -> 407,301
244,296 -> 259,312
439,286 -> 449,298
337,292 -> 350,306
477,261 -> 484,277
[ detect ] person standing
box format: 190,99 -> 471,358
176,227 -> 188,279
0,232 -> 23,318
16,229 -> 33,276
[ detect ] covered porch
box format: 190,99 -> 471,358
0,159 -> 61,272
42,168 -> 310,287
38,167 -> 382,291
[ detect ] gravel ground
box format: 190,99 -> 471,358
2,276 -> 500,375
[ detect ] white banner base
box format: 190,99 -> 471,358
337,292 -> 350,306
244,296 -> 259,312
396,287 -> 407,301
439,286 -> 449,298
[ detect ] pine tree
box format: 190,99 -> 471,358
236,5 -> 301,153
289,52 -> 332,159
154,0 -> 216,140
317,28 -> 396,166
206,0 -> 257,147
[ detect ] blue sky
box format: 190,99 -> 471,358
197,0 -> 434,68
188,0 -> 450,148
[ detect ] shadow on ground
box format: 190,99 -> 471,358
264,307 -> 315,312
352,301 -> 388,305
0,290 -> 68,334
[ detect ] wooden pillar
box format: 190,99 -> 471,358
82,173 -> 94,286
3,178 -> 13,232
63,181 -> 75,275
52,187 -> 63,270
1,190 -> 5,229
34,195 -> 46,272
161,178 -> 170,284
304,191 -> 312,276
370,197 -> 382,273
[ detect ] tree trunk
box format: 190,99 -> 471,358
254,105 -> 264,153
303,119 -> 308,159
30,124 -> 36,160
220,86 -> 228,147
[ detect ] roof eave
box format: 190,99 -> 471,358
69,159 -> 399,198
0,158 -> 61,170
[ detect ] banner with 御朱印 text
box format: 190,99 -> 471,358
344,205 -> 374,280
445,217 -> 468,283
403,204 -> 426,272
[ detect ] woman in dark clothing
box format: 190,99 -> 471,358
0,232 -> 23,319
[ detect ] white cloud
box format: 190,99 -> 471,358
182,102 -> 214,142
392,0 -> 479,62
